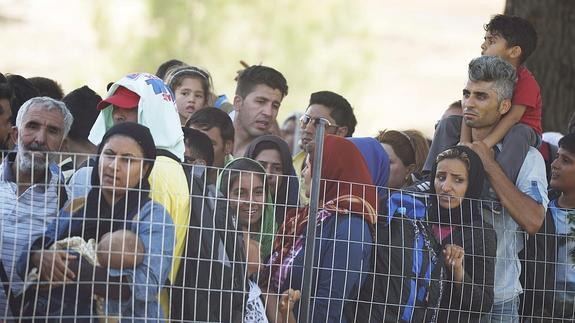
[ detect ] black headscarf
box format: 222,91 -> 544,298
81,122 -> 157,240
428,145 -> 485,226
244,135 -> 299,223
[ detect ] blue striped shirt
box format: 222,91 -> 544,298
0,154 -> 64,318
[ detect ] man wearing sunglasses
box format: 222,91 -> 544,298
293,91 -> 358,203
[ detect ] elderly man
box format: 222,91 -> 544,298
0,97 -> 72,318
455,56 -> 547,322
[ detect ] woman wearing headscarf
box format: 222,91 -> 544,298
244,135 -> 300,224
20,123 -> 175,320
72,74 -> 189,312
217,157 -> 277,322
426,145 -> 496,322
348,137 -> 390,209
262,135 -> 377,323
218,157 -> 277,262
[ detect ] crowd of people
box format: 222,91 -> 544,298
0,13 -> 574,322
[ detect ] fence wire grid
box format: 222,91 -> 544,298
0,150 -> 572,323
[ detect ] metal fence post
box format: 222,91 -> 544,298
299,118 -> 327,323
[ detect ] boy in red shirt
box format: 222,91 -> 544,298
425,14 -> 541,184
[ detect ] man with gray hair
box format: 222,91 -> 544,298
426,56 -> 547,321
0,96 -> 73,318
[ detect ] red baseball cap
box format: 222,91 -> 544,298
96,86 -> 140,110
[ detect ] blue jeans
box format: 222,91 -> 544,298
480,295 -> 520,323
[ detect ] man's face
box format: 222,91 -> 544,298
300,104 -> 340,148
550,147 -> 575,193
190,125 -> 231,168
13,104 -> 66,171
481,31 -> 512,59
112,105 -> 138,125
234,84 -> 283,138
0,98 -> 13,150
462,80 -> 506,129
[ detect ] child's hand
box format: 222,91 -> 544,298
279,289 -> 301,315
443,244 -> 465,283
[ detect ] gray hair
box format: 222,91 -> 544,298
16,96 -> 74,137
468,56 -> 517,104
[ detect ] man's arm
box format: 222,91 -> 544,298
482,104 -> 526,148
465,141 -> 544,235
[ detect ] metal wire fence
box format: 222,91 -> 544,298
0,149 -> 572,322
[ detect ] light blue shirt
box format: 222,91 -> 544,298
0,155 -> 64,318
550,199 -> 575,290
482,147 -> 549,304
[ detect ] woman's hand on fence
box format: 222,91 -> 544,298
31,250 -> 77,283
443,244 -> 464,284
279,288 -> 301,322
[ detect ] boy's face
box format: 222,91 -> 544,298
481,31 -> 513,59
550,147 -> 575,193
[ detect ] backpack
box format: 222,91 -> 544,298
350,192 -> 444,323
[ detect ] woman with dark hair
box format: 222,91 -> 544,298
244,135 -> 300,224
263,135 -> 377,323
427,145 -> 496,322
19,122 -> 174,320
218,157 -> 278,322
218,157 -> 277,261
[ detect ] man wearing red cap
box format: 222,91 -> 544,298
96,86 -> 139,123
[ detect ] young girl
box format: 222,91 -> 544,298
166,65 -> 214,125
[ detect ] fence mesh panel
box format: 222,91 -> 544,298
0,150 -> 571,322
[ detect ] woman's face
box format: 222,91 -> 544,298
175,77 -> 206,123
302,155 -> 312,198
99,135 -> 148,195
382,143 -> 411,189
229,172 -> 265,231
434,158 -> 469,209
255,148 -> 284,198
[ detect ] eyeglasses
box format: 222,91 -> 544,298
299,114 -> 338,130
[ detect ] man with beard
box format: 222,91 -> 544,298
0,82 -> 13,151
0,97 -> 73,318
232,65 -> 288,157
